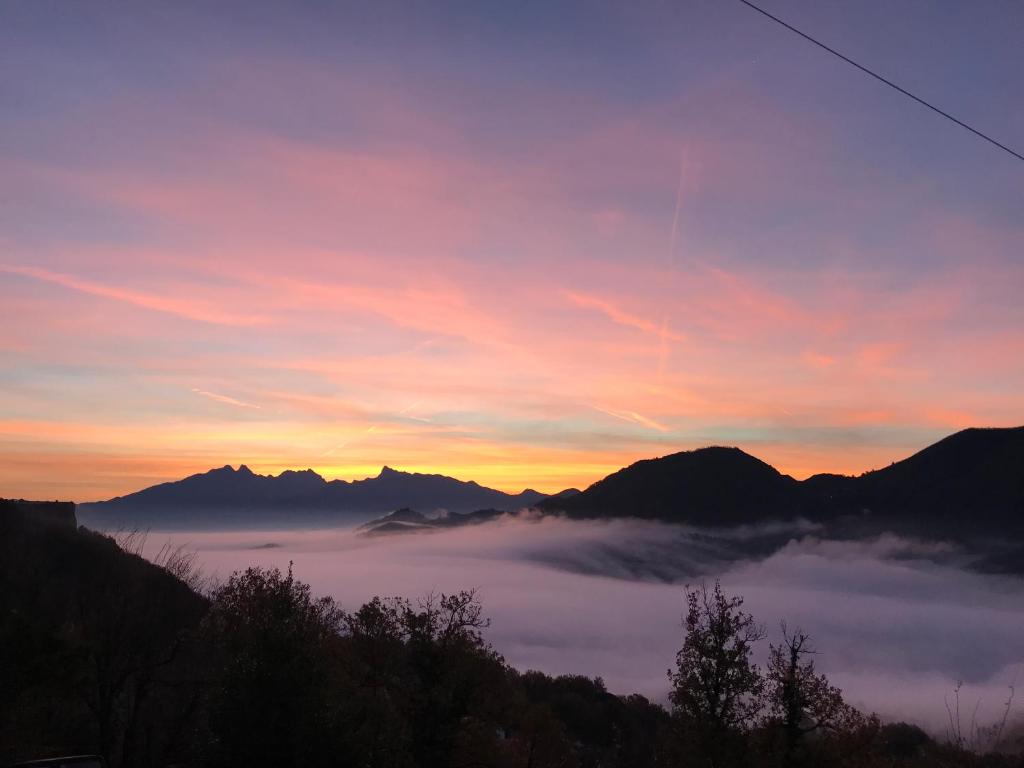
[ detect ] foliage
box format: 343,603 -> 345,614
202,563 -> 343,768
669,581 -> 766,766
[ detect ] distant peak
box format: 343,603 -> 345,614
205,463 -> 256,478
660,446 -> 760,464
275,468 -> 325,484
378,465 -> 403,478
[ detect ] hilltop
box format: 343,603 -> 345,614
540,427 -> 1024,538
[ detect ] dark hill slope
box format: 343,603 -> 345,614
0,502 -> 208,765
864,426 -> 1024,514
808,426 -> 1024,535
539,446 -> 804,526
542,428 -> 1024,536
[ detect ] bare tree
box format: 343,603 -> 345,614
764,624 -> 862,767
669,581 -> 765,767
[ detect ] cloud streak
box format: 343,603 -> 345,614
564,290 -> 686,342
591,405 -> 670,432
2,265 -> 268,327
191,388 -> 261,409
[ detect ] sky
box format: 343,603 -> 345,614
2,0 -> 1023,502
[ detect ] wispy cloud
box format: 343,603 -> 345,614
2,265 -> 268,327
191,388 -> 261,410
564,290 -> 686,342
591,405 -> 670,432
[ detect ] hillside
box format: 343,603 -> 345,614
0,500 -> 209,766
852,426 -> 1024,529
539,447 -> 804,526
540,427 -> 1024,537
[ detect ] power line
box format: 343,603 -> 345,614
737,0 -> 1024,163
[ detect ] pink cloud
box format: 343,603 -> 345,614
3,74 -> 1023,501
563,290 -> 686,342
2,264 -> 269,326
191,388 -> 261,409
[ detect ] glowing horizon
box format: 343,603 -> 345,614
2,3 -> 1022,503
66,421 -> 1006,505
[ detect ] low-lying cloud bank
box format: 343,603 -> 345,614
139,514 -> 1024,733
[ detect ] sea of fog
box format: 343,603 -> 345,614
133,514 -> 1024,733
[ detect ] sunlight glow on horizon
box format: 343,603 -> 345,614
2,2 -> 1022,502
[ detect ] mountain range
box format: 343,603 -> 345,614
77,426 -> 1023,537
78,465 -> 553,530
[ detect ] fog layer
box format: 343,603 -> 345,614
140,515 -> 1024,731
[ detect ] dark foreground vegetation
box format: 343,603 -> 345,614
2,502 -> 1021,768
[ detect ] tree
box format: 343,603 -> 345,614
763,624 -> 863,767
203,563 -> 343,768
400,590 -> 507,766
669,581 -> 765,767
338,589 -> 508,767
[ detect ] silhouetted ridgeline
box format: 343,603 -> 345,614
540,446 -> 804,525
77,427 -> 1023,540
3,499 -> 1022,767
79,465 -> 552,530
541,427 -> 1024,538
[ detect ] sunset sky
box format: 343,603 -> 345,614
2,1 -> 1022,502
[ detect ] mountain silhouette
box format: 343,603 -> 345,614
357,506 -> 509,536
538,446 -> 803,526
79,465 -> 547,530
540,427 -> 1024,537
77,426 -> 1024,535
806,426 -> 1024,535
